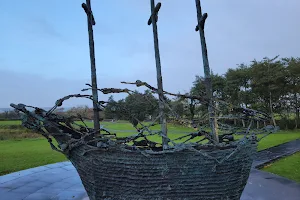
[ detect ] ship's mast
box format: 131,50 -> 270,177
195,0 -> 219,143
148,0 -> 168,149
82,0 -> 100,133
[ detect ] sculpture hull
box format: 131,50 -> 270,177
69,141 -> 256,200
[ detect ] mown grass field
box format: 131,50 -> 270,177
262,152 -> 300,183
0,120 -> 299,179
0,139 -> 66,175
0,120 -> 22,125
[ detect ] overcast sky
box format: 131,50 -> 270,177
1,0 -> 299,108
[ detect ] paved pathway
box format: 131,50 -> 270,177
254,139 -> 300,168
241,169 -> 300,200
0,162 -> 86,200
1,140 -> 299,200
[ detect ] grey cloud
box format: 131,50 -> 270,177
0,70 -> 130,108
133,0 -> 300,68
2,0 -> 300,108
123,0 -> 300,95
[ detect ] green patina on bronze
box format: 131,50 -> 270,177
195,0 -> 218,143
10,0 -> 278,200
82,0 -> 100,134
148,0 -> 168,150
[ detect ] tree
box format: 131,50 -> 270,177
64,106 -> 99,120
125,90 -> 158,122
282,57 -> 300,127
104,96 -> 117,119
250,56 -> 287,126
224,65 -> 254,126
0,110 -> 20,120
191,73 -> 226,99
225,64 -> 253,108
190,73 -> 226,120
170,99 -> 185,118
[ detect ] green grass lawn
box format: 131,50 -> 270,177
0,120 -> 22,125
262,152 -> 300,183
256,131 -> 300,151
0,120 -> 299,177
0,139 -> 67,175
86,121 -> 195,132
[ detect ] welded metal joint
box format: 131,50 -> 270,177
82,3 -> 96,25
195,13 -> 207,31
148,2 -> 161,25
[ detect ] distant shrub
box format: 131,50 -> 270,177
277,119 -> 299,130
0,125 -> 40,140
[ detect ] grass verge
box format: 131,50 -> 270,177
0,125 -> 40,140
0,139 -> 67,175
256,131 -> 300,151
262,152 -> 300,183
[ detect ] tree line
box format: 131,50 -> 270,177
1,56 -> 298,129
104,56 -> 300,129
0,107 -> 104,121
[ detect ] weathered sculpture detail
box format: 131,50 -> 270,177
148,0 -> 168,149
10,1 -> 277,200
